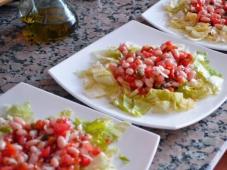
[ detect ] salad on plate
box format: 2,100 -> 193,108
0,103 -> 128,170
166,0 -> 227,42
80,41 -> 223,116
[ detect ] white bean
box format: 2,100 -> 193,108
42,165 -> 55,170
135,80 -> 143,88
29,153 -> 39,164
16,129 -> 27,136
37,141 -> 46,149
3,157 -> 17,165
67,147 -> 80,156
126,68 -> 134,75
0,117 -> 7,124
12,144 -> 23,150
50,157 -> 59,167
57,136 -> 67,149
126,57 -> 134,63
14,117 -> 25,126
17,153 -> 28,162
200,16 -> 210,23
0,139 -> 6,150
154,49 -> 163,56
144,78 -> 154,88
10,121 -> 22,130
26,139 -> 40,147
45,127 -> 54,134
29,130 -> 38,138
122,62 -> 130,68
30,146 -> 40,154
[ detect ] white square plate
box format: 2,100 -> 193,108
0,82 -> 160,170
49,20 -> 227,130
142,0 -> 227,51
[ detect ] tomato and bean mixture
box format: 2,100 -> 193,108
190,0 -> 227,28
0,117 -> 101,170
109,41 -> 196,95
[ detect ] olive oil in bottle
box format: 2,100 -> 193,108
19,0 -> 78,41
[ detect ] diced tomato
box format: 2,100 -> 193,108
48,136 -> 56,145
176,76 -> 186,84
211,16 -> 221,26
179,53 -> 193,66
224,3 -> 227,11
80,134 -> 91,141
225,18 -> 227,25
195,3 -> 203,12
35,120 -> 46,130
0,166 -> 14,170
60,154 -> 75,166
124,75 -> 135,83
15,135 -> 27,145
156,61 -> 165,67
41,146 -> 51,158
171,49 -> 179,61
138,88 -> 148,95
141,45 -> 153,52
80,155 -> 91,167
155,56 -> 162,63
142,50 -> 153,58
145,66 -> 153,78
52,119 -> 71,136
91,147 -> 101,156
155,75 -> 165,84
129,81 -> 137,89
169,68 -> 176,79
161,41 -> 177,52
125,52 -> 134,58
2,144 -> 17,157
15,163 -> 29,170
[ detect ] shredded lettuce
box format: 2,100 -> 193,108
85,153 -> 116,170
80,62 -> 120,99
0,125 -> 12,137
119,154 -> 130,165
113,93 -> 151,116
195,51 -> 222,77
59,109 -> 72,118
113,89 -> 194,116
74,118 -> 128,152
166,0 -> 187,14
6,102 -> 33,122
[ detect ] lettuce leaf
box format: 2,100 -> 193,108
195,51 -> 222,77
113,89 -> 194,116
85,153 -> 116,170
80,62 -> 120,98
146,89 -> 194,112
166,0 -> 187,14
6,102 -> 33,122
75,118 -> 128,152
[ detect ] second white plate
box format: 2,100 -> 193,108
0,82 -> 160,170
142,0 -> 227,51
49,20 -> 227,129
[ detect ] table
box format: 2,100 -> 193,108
0,0 -> 226,169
